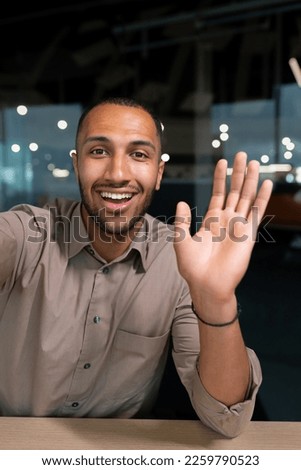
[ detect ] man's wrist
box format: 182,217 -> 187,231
191,301 -> 241,327
190,293 -> 238,325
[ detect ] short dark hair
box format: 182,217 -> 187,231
75,96 -> 164,151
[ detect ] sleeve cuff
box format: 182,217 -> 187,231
190,347 -> 262,437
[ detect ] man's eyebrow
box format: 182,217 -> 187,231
84,136 -> 111,144
130,140 -> 156,151
84,136 -> 156,151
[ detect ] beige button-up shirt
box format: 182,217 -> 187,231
0,198 -> 262,437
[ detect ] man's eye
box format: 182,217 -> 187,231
132,151 -> 148,159
91,148 -> 107,156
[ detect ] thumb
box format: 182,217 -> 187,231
173,201 -> 192,245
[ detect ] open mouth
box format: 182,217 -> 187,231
100,191 -> 134,204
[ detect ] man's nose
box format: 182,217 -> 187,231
104,153 -> 131,183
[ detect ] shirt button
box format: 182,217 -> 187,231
93,315 -> 101,324
102,266 -> 110,274
72,402 -> 79,407
84,363 -> 91,369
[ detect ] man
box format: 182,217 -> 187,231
0,97 -> 273,437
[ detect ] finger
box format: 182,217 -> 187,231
206,158 -> 228,212
173,201 -> 192,245
224,151 -> 248,209
247,179 -> 274,226
235,159 -> 260,217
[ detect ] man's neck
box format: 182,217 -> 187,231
91,231 -> 133,263
81,206 -> 143,263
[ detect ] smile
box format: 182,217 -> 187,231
100,192 -> 133,201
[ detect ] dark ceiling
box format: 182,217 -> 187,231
1,0 -> 301,112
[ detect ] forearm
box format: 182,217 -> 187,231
194,296 -> 250,406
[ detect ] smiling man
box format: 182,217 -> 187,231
0,97 -> 273,438
72,100 -> 165,260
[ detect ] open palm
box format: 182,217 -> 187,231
173,152 -> 273,301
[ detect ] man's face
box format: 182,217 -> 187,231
73,103 -> 165,237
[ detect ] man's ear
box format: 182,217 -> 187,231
70,150 -> 79,181
155,160 -> 165,191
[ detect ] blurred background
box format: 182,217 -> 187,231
0,0 -> 300,421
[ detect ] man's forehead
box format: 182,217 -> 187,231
87,103 -> 152,121
82,104 -> 158,137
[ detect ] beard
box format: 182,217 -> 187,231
78,178 -> 156,237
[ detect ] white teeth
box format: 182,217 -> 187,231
100,192 -> 133,200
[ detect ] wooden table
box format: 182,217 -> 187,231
0,418 -> 300,450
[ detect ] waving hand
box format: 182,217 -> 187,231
173,152 -> 273,303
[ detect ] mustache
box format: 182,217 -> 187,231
92,182 -> 141,192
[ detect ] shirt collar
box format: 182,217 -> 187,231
130,213 -> 170,271
67,203 -> 91,259
129,216 -> 150,271
68,207 -> 169,271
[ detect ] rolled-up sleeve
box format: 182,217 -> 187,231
189,347 -> 262,438
172,293 -> 262,438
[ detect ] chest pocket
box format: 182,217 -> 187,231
102,328 -> 170,400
